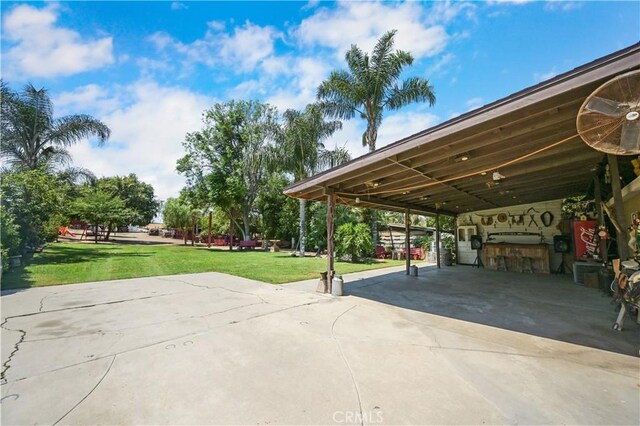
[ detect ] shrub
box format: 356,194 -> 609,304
413,235 -> 434,250
0,206 -> 21,256
335,223 -> 373,262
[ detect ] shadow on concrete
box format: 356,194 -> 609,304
345,265 -> 640,357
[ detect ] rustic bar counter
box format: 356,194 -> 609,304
482,243 -> 550,274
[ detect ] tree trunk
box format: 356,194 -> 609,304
242,211 -> 251,241
368,143 -> 378,246
299,198 -> 306,257
94,224 -> 98,244
183,228 -> 187,245
229,215 -> 234,250
105,224 -> 113,241
191,216 -> 196,246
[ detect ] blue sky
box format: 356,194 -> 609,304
2,1 -> 639,199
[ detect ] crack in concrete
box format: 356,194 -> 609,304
330,305 -> 364,426
38,292 -> 59,312
1,299 -> 321,385
52,355 -> 116,425
0,318 -> 26,385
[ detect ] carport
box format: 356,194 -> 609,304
284,43 -> 640,281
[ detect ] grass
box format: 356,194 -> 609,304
1,243 -> 406,290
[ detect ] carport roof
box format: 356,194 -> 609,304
284,43 -> 640,217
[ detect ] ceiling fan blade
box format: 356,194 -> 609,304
584,96 -> 627,118
620,121 -> 640,152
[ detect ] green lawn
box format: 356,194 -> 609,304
1,243 -> 406,289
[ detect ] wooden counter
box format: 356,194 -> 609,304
482,243 -> 550,274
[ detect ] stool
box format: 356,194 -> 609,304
496,256 -> 507,271
521,257 -> 533,273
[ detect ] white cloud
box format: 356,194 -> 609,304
544,1 -> 582,12
148,20 -> 281,74
427,53 -> 456,75
465,97 -> 484,110
534,67 -> 558,82
54,84 -> 123,116
2,4 -> 114,78
295,1 -> 449,60
171,2 -> 188,10
487,0 -> 533,5
66,81 -> 212,200
427,1 -> 476,24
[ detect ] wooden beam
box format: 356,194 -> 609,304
326,188 -> 335,292
405,208 -> 411,275
608,154 -> 629,260
436,213 -> 441,269
338,192 -> 457,217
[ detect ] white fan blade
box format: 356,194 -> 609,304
620,121 -> 640,152
585,96 -> 626,118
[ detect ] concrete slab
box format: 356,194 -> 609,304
2,269 -> 638,425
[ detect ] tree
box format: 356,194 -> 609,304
317,29 -> 436,242
254,173 -> 299,242
1,82 -> 110,172
178,100 -> 278,241
72,187 -> 130,244
279,104 -> 345,256
162,198 -> 198,245
97,174 -> 160,240
335,223 -> 374,263
0,168 -> 69,251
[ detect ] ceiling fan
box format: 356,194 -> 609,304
577,70 -> 640,155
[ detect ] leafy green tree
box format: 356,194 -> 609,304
0,169 -> 68,251
317,29 -> 436,242
1,82 -> 110,172
1,206 -> 22,271
72,187 -> 131,244
335,222 -> 374,263
255,173 -> 298,242
162,198 -> 198,245
279,104 -> 346,256
97,174 -> 159,240
307,202 -> 358,254
178,100 -> 278,240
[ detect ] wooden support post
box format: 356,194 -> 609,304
405,208 -> 411,275
608,154 -> 629,260
436,214 -> 441,269
208,211 -> 212,248
593,176 -> 607,262
326,188 -> 335,292
453,215 -> 459,263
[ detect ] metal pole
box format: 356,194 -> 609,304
436,213 -> 441,269
208,211 -> 212,248
405,208 -> 411,275
608,154 -> 628,260
593,176 -> 607,262
326,188 -> 335,291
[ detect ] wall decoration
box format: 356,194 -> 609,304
541,211 -> 554,227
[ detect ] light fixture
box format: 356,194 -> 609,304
492,171 -> 505,181
480,171 -> 487,176
454,152 -> 471,162
355,197 -> 360,203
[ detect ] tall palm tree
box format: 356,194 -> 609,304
280,104 -> 346,256
1,82 -> 110,172
316,29 -> 436,243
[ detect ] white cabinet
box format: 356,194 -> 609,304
457,225 -> 477,265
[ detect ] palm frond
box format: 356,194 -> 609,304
385,77 -> 436,110
46,115 -> 111,147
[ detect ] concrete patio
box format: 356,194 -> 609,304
1,267 -> 638,425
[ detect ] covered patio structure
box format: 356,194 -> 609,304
284,43 -> 640,282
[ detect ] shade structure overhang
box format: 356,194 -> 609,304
284,43 -> 640,217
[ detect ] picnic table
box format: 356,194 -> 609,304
269,240 -> 281,252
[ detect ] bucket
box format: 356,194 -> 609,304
332,275 -> 344,296
410,265 -> 419,276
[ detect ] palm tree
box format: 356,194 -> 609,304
317,30 -> 436,244
1,82 -> 110,172
280,104 -> 346,256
